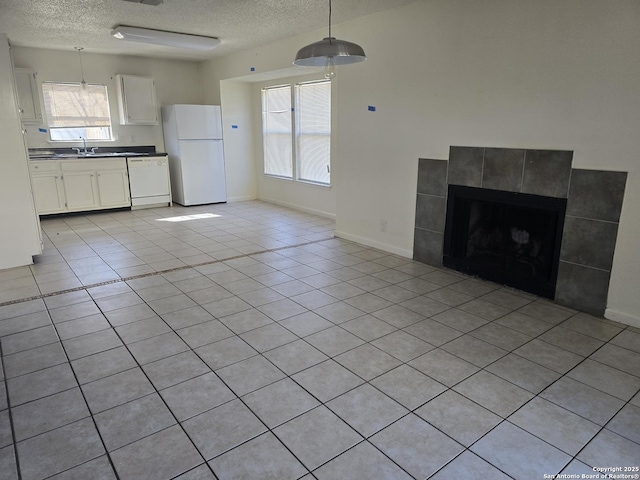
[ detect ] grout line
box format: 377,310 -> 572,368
557,259 -> 611,273
520,150 -> 527,193
480,147 -> 485,188
0,238 -> 332,308
563,213 -> 619,225
0,340 -> 24,480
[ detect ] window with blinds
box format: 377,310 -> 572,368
261,80 -> 331,185
262,85 -> 293,178
296,81 -> 331,185
41,82 -> 113,141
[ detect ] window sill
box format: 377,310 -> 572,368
47,139 -> 116,145
263,174 -> 331,189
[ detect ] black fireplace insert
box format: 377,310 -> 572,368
443,185 -> 567,298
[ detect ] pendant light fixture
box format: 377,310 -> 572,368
293,0 -> 366,79
75,47 -> 87,89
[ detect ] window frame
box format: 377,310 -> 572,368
261,78 -> 332,187
295,80 -> 331,186
261,84 -> 293,180
41,81 -> 114,142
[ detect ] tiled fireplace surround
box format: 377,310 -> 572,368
413,147 -> 627,316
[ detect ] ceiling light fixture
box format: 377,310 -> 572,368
121,0 -> 164,5
74,47 -> 87,88
293,0 -> 366,79
111,25 -> 221,51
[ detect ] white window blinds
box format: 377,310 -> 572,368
296,81 -> 331,185
262,85 -> 292,178
41,82 -> 113,141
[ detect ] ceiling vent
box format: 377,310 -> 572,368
122,0 -> 164,6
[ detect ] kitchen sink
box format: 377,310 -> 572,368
77,152 -> 125,157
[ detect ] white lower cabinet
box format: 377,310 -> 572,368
30,159 -> 131,215
30,161 -> 65,214
63,171 -> 99,211
31,173 -> 65,214
97,170 -> 130,207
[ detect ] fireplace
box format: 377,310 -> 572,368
413,146 -> 627,316
443,185 -> 566,298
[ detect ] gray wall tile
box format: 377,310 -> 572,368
567,170 -> 627,222
418,158 -> 448,196
560,216 -> 619,271
448,147 -> 483,187
415,194 -> 446,233
522,150 -> 573,198
414,229 -> 443,266
482,148 -> 525,192
555,262 -> 610,316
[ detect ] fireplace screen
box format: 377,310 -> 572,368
443,185 -> 567,298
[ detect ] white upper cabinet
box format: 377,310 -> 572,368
115,74 -> 158,125
14,68 -> 42,124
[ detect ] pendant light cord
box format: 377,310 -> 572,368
75,47 -> 86,86
328,0 -> 332,42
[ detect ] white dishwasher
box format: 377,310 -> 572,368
127,155 -> 172,209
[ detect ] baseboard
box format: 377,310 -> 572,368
227,195 -> 257,203
605,308 -> 640,328
258,196 -> 335,220
334,230 -> 413,258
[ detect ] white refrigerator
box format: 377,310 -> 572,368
161,104 -> 227,205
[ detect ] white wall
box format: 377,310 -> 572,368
12,47 -> 203,152
331,0 -> 640,326
219,80 -> 257,202
0,35 -> 42,268
178,1 -> 640,325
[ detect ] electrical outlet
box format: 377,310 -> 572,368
379,219 -> 387,232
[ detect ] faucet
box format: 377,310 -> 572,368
78,136 -> 90,154
72,137 -> 97,155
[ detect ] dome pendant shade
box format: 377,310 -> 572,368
294,37 -> 366,66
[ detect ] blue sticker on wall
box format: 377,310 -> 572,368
231,125 -> 238,129
368,105 -> 376,112
250,67 -> 255,72
38,128 -> 48,132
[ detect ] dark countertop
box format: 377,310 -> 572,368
28,146 -> 167,160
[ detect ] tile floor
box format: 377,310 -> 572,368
0,200 -> 639,480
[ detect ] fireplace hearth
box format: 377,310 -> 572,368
443,185 -> 566,298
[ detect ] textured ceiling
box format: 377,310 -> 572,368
0,0 -> 417,61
